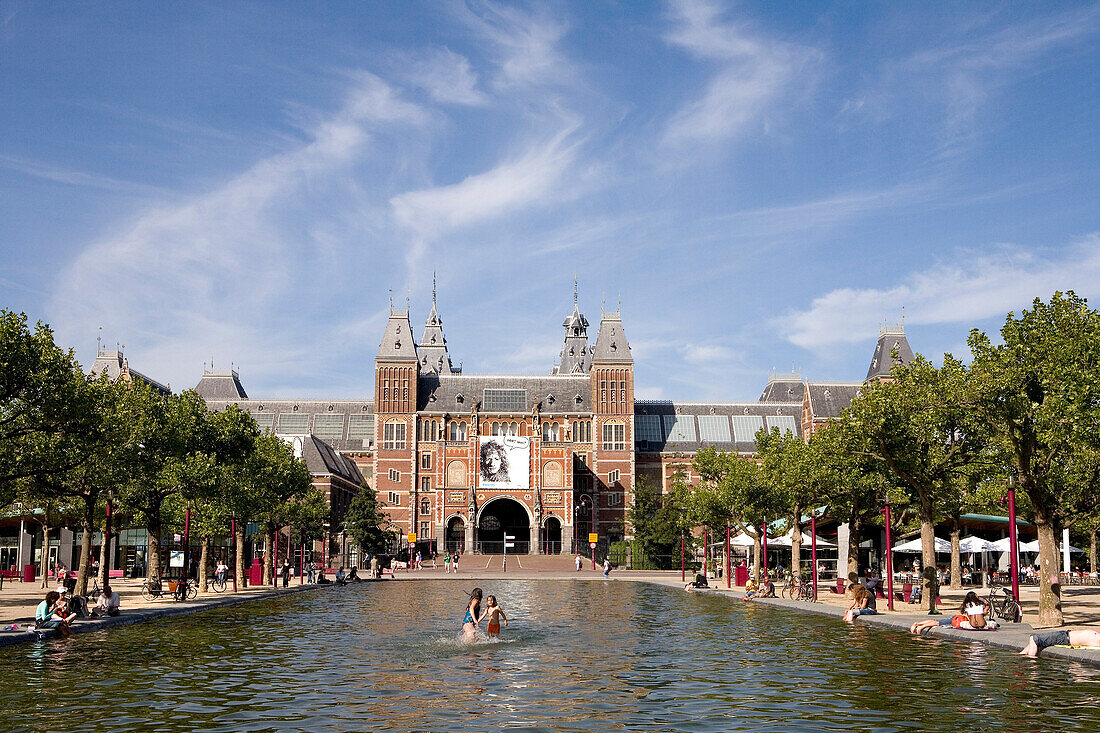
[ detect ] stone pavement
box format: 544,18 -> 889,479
0,575 -> 322,647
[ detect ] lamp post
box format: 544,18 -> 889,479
576,495 -> 592,566
884,503 -> 895,611
230,518 -> 238,593
1008,475 -> 1020,603
681,534 -> 685,583
810,514 -> 818,602
762,521 -> 769,579
726,524 -> 731,589
183,507 -> 191,581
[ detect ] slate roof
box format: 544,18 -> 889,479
302,435 -> 364,485
634,400 -> 801,454
758,373 -> 804,403
90,349 -> 171,395
377,309 -> 418,361
805,382 -> 861,420
417,374 -> 591,414
866,325 -> 916,381
194,369 -> 248,400
591,311 -> 632,363
202,398 -> 376,451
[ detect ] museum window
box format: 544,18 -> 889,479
602,422 -> 625,451
388,491 -> 400,505
389,468 -> 400,482
421,453 -> 431,470
421,476 -> 430,494
608,469 -> 620,485
608,491 -> 623,506
420,499 -> 430,515
383,421 -> 406,450
420,521 -> 431,538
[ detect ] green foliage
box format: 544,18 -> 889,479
345,482 -> 390,556
627,475 -> 678,569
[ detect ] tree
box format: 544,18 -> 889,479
969,292 -> 1100,626
757,427 -> 818,578
0,311 -> 92,502
345,482 -> 391,559
843,354 -> 983,613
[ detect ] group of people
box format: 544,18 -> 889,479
443,552 -> 461,573
573,554 -> 613,577
461,587 -> 508,640
742,574 -> 776,601
34,584 -> 121,636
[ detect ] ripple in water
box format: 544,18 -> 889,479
2,579 -> 1099,732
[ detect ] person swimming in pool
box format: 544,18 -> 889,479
463,587 -> 483,639
480,595 -> 508,638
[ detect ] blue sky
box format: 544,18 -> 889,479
2,2 -> 1098,401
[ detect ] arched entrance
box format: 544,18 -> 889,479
446,516 -> 466,554
477,498 -> 530,554
541,516 -> 562,555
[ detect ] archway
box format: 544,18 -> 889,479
542,516 -> 562,555
477,498 -> 530,554
446,517 -> 466,554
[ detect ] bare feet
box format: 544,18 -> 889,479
1019,636 -> 1039,657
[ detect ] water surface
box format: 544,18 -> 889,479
3,579 -> 1098,732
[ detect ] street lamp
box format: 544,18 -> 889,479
1008,474 -> 1020,603
574,495 -> 592,559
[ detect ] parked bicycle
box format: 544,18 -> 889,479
782,575 -> 815,601
985,585 -> 1022,623
141,578 -> 198,602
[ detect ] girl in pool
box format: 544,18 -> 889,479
463,588 -> 483,639
480,595 -> 508,638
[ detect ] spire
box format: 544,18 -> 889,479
418,276 -> 454,374
865,321 -> 915,382
554,279 -> 591,374
377,300 -> 417,362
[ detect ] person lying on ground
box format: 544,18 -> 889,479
685,573 -> 709,591
844,584 -> 878,623
92,585 -> 121,617
1020,629 -> 1100,657
910,591 -> 996,635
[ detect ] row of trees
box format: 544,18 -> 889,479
632,292 -> 1100,627
1,310 -> 391,597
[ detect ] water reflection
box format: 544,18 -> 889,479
1,580 -> 1100,732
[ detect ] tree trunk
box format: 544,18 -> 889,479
949,516 -> 962,591
146,509 -> 162,583
263,524 -> 274,586
1035,519 -> 1064,627
919,503 -> 939,614
752,535 -> 761,585
846,514 -> 861,585
40,522 -> 50,588
790,504 -> 802,580
198,538 -> 210,593
235,523 -> 246,590
75,496 -> 95,596
1090,525 -> 1097,574
97,525 -> 110,590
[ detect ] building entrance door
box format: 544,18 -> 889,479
477,499 -> 529,554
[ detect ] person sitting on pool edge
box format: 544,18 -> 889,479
843,583 -> 877,623
910,592 -> 996,635
685,573 -> 709,592
743,575 -> 775,601
1020,629 -> 1100,657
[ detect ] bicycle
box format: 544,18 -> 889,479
985,585 -> 1022,623
141,578 -> 198,602
209,575 -> 227,593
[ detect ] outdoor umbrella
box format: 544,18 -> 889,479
892,537 -> 952,553
1019,540 -> 1084,553
989,537 -> 1021,552
770,529 -> 835,547
729,533 -> 758,547
958,536 -> 997,553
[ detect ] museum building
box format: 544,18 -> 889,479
194,287 -> 916,557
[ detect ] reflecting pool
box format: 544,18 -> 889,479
3,579 -> 1099,732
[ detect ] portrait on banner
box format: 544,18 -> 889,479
478,436 -> 530,490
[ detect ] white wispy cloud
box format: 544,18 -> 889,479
0,154 -> 164,196
459,1 -> 573,90
48,73 -> 426,390
682,343 -> 737,364
776,234 -> 1100,351
661,0 -> 816,147
906,5 -> 1100,142
403,47 -> 489,106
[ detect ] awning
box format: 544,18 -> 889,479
892,537 -> 952,553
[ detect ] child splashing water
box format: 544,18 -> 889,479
480,595 -> 508,638
462,588 -> 483,640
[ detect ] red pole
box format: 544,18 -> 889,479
321,535 -> 327,580
726,524 -> 731,589
811,515 -> 818,602
230,519 -> 238,593
105,501 -> 113,579
762,521 -> 769,578
299,534 -> 304,585
704,527 -> 708,578
884,504 -> 895,611
681,536 -> 685,582
183,508 -> 191,580
1008,480 -> 1020,603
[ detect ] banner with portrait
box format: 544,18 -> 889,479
478,436 -> 530,490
